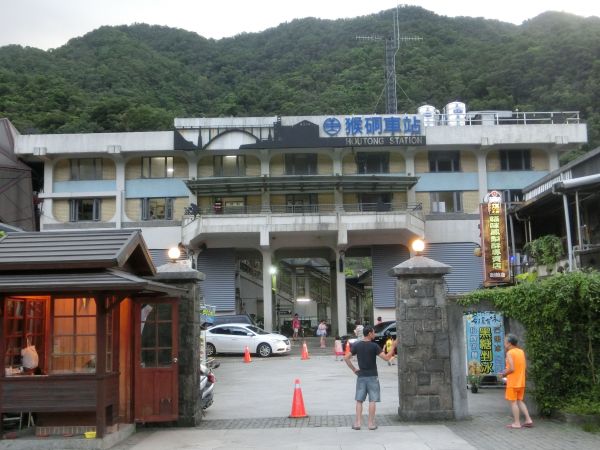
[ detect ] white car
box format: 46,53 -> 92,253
205,323 -> 291,357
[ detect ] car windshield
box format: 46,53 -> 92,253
373,322 -> 392,333
246,325 -> 269,335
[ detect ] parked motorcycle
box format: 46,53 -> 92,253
199,362 -> 216,410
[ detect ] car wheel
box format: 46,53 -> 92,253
257,343 -> 272,357
206,343 -> 216,357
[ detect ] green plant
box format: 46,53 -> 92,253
459,270 -> 600,415
523,234 -> 564,266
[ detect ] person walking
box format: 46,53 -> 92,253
344,325 -> 396,430
353,320 -> 364,338
384,337 -> 395,366
317,320 -> 328,348
292,313 -> 301,342
501,333 -> 534,429
334,336 -> 344,361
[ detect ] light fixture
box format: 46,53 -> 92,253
411,238 -> 425,254
269,266 -> 277,275
168,247 -> 181,262
296,297 -> 311,302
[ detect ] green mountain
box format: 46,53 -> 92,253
0,6 -> 599,152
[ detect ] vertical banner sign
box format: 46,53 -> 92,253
465,312 -> 505,375
480,190 -> 510,285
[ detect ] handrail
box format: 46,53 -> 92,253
184,202 -> 423,217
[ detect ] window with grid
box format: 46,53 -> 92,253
500,150 -> 531,171
214,155 -> 246,176
140,303 -> 173,367
70,158 -> 103,180
141,197 -> 174,220
284,154 -> 317,175
142,156 -> 174,178
3,297 -> 46,369
430,191 -> 463,213
51,297 -> 96,374
356,152 -> 389,174
429,151 -> 460,172
69,198 -> 101,221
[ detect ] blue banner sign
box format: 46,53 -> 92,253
323,115 -> 422,137
465,311 -> 505,375
201,305 -> 216,324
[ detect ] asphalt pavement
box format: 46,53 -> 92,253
111,337 -> 600,450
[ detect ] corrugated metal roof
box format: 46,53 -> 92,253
0,268 -> 184,295
0,229 -> 155,274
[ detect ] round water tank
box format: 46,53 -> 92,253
417,105 -> 438,127
445,101 -> 466,126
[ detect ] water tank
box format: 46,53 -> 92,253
444,101 -> 466,126
417,105 -> 438,127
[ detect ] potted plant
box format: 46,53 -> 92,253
467,360 -> 484,393
523,234 -> 564,269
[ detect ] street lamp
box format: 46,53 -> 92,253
168,246 -> 181,262
411,238 -> 425,255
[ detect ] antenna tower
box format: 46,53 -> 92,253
356,6 -> 422,114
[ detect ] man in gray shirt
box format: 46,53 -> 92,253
344,325 -> 396,430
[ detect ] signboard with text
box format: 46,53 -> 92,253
465,311 -> 505,375
480,191 -> 510,285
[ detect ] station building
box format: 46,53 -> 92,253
12,109 -> 587,335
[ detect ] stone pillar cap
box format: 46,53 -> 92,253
153,262 -> 206,281
388,255 -> 451,277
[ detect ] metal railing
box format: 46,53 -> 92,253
184,202 -> 423,217
431,111 -> 581,126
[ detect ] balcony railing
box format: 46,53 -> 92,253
184,202 -> 423,217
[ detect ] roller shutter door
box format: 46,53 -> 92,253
196,248 -> 236,312
422,242 -> 483,293
372,245 -> 410,308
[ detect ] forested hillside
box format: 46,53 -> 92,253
0,6 -> 599,151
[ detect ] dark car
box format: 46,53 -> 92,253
372,320 -> 396,349
342,321 -> 397,351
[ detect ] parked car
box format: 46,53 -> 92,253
199,363 -> 215,410
341,321 -> 397,351
201,314 -> 255,329
205,323 -> 291,357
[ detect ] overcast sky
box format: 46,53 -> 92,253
1,0 -> 599,50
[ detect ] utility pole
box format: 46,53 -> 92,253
356,6 -> 422,114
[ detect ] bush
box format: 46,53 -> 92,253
459,270 -> 600,415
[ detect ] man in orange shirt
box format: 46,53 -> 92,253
501,334 -> 534,429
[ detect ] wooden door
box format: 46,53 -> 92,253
134,300 -> 178,422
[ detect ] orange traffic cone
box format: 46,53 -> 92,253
243,346 -> 252,363
301,341 -> 310,360
289,378 -> 308,418
344,341 -> 351,357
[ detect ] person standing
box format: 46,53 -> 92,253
317,320 -> 328,348
354,320 -> 364,338
376,316 -> 383,326
292,313 -> 301,342
344,326 -> 396,430
334,336 -> 344,361
501,334 -> 533,429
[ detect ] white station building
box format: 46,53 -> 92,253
12,107 -> 588,335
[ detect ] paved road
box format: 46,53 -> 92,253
113,338 -> 600,450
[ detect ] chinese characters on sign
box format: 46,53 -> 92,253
322,115 -> 425,146
480,191 -> 510,285
465,312 -> 505,375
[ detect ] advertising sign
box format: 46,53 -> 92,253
480,191 -> 510,285
465,311 -> 505,375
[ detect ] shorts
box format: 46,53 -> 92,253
293,328 -> 299,333
355,376 -> 380,402
505,387 -> 525,401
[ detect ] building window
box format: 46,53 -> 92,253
3,297 -> 46,370
429,151 -> 460,172
70,158 -> 103,180
142,157 -> 174,178
356,152 -> 389,174
430,192 -> 463,213
69,198 -> 101,222
51,297 -> 96,374
141,198 -> 174,220
358,193 -> 391,211
214,155 -> 246,176
500,150 -> 531,171
285,154 -> 317,175
502,189 -> 523,203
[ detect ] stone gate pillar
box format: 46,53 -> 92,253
390,255 -> 467,420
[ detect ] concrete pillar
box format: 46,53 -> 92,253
390,255 -> 467,420
115,158 -> 125,228
261,249 -> 274,331
477,152 -> 488,203
405,151 -> 416,204
153,263 -> 205,426
335,250 -> 347,336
